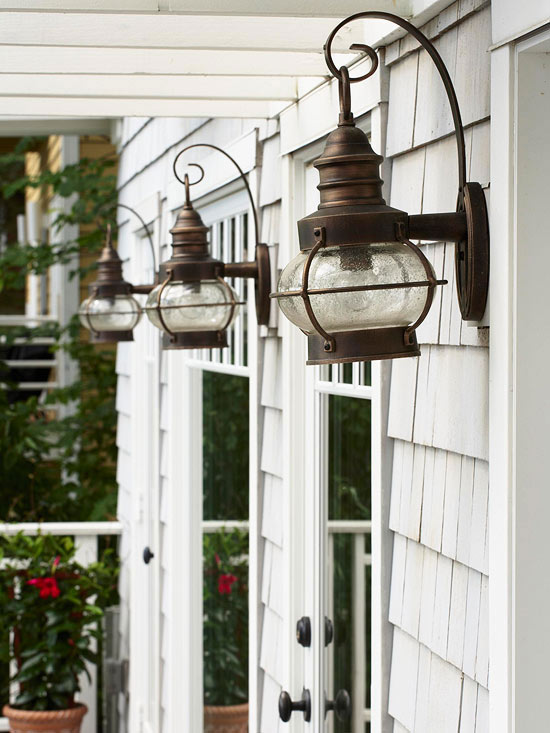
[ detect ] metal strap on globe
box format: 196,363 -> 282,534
154,271 -> 175,341
394,222 -> 442,346
271,222 -> 446,353
81,291 -> 99,337
217,276 -> 239,335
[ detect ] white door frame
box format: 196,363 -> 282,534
489,26 -> 550,733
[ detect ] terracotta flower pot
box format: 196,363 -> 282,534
204,701 -> 248,733
2,703 -> 87,733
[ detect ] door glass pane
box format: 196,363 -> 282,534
327,394 -> 371,733
203,370 -> 249,520
202,370 -> 249,712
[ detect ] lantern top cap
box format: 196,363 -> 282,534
169,200 -> 208,238
90,223 -> 132,295
312,121 -> 386,210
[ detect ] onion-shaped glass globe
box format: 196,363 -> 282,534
144,279 -> 239,334
277,242 -> 433,334
79,293 -> 142,333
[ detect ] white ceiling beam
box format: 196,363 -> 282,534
0,74 -> 307,101
0,0 -> 413,17
0,116 -> 111,135
0,46 -> 349,77
0,96 -> 287,118
0,12 -> 368,52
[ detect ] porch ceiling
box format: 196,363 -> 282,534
0,0 -> 417,131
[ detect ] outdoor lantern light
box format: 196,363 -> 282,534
143,144 -> 270,349
79,217 -> 148,344
272,11 -> 489,365
81,146 -> 271,349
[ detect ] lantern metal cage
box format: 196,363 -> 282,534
271,11 -> 489,365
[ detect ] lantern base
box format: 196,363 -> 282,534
306,327 -> 421,365
162,330 -> 228,350
89,330 -> 134,344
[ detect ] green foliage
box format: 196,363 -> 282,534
202,371 -> 249,520
0,533 -> 118,711
0,137 -> 118,522
203,529 -> 248,706
328,394 -> 371,520
0,321 -> 117,523
0,139 -> 117,292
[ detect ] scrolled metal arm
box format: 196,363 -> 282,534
324,11 -> 467,197
99,201 -> 157,274
172,142 -> 260,248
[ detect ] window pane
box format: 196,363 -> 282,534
327,394 -> 371,733
328,394 -> 371,520
203,528 -> 249,706
202,371 -> 249,520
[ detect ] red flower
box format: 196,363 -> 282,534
27,576 -> 60,599
53,555 -> 61,569
218,574 -> 238,595
214,553 -> 221,568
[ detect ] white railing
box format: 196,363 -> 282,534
0,521 -> 122,733
0,315 -> 61,394
327,520 -> 372,733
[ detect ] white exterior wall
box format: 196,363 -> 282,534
114,3 -> 494,731
384,3 -> 491,731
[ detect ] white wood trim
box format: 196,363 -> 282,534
488,40 -> 516,733
0,0 -> 413,16
0,96 -> 286,119
167,354 -> 203,733
0,521 -> 122,535
280,142 -> 308,730
489,27 -> 550,733
0,74 -> 301,101
0,46 -> 340,77
0,12 -> 368,51
244,166 -> 261,732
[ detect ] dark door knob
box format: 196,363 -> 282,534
143,546 -> 155,564
325,689 -> 351,721
296,616 -> 311,647
279,689 -> 311,722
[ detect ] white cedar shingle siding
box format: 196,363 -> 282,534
386,4 -> 490,730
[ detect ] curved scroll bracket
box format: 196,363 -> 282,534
172,142 -> 271,327
324,11 -> 489,322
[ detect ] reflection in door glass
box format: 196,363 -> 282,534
327,394 -> 371,733
202,371 -> 249,719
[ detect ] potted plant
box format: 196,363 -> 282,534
0,532 -> 118,732
203,528 -> 248,732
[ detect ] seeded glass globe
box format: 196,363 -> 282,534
277,242 -> 432,334
145,280 -> 239,333
79,294 -> 142,332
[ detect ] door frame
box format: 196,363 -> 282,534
489,25 -> 550,733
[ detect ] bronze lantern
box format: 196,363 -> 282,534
272,11 -> 489,365
80,145 -> 271,348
